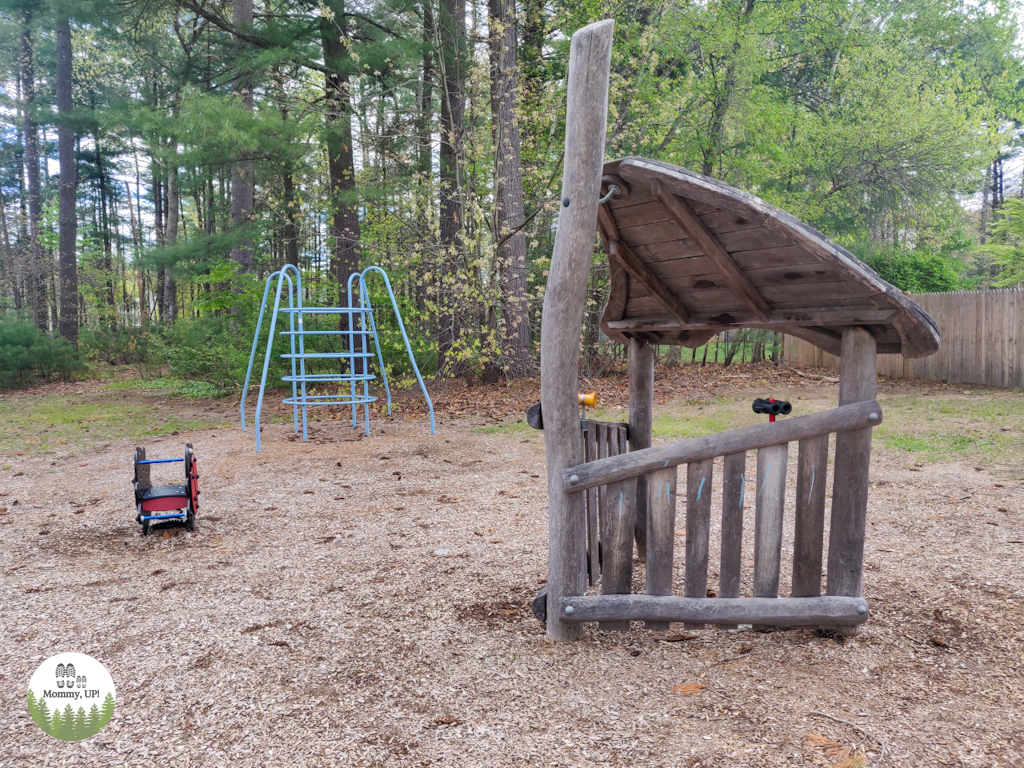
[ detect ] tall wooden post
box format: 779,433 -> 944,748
826,327 -> 877,631
628,336 -> 654,561
541,19 -> 614,641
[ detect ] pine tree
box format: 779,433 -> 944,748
49,707 -> 62,737
61,704 -> 75,740
36,696 -> 50,732
86,702 -> 101,737
73,706 -> 87,740
26,689 -> 40,728
99,692 -> 115,729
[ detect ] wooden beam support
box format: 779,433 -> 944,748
564,399 -> 882,491
558,594 -> 870,626
540,19 -> 614,642
601,224 -> 691,327
604,308 -> 899,332
826,327 -> 877,635
652,179 -> 773,321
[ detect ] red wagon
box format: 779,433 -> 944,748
133,444 -> 199,535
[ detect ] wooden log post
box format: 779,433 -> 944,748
540,19 -> 614,642
826,327 -> 878,633
718,451 -> 746,628
644,466 -> 677,630
628,336 -> 654,561
792,435 -> 829,597
753,443 -> 788,630
600,475 -> 637,631
684,458 -> 713,628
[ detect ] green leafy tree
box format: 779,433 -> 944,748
980,198 -> 1024,286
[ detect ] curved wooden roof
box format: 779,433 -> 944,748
597,157 -> 940,358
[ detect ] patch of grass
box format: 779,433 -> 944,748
0,392 -> 228,456
105,376 -> 228,400
471,421 -> 532,435
873,394 -> 1022,468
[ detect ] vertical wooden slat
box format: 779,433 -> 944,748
584,421 -> 600,586
600,476 -> 637,631
718,451 -> 746,628
753,443 -> 789,605
684,458 -> 713,628
792,435 -> 829,597
628,337 -> 654,562
135,447 -> 150,490
644,466 -> 678,630
826,328 -> 877,634
596,422 -> 609,575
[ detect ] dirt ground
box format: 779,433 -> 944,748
1,368 -> 1022,767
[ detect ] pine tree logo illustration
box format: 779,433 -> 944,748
27,653 -> 116,741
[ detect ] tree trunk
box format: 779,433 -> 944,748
21,12 -> 46,330
438,0 -> 469,377
230,0 -> 255,273
701,0 -> 755,177
279,97 -> 300,269
56,12 -> 78,346
320,0 -> 361,304
96,137 -> 117,329
489,0 -> 533,378
163,137 -> 179,322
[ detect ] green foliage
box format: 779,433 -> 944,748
858,245 -> 968,293
0,315 -> 83,389
980,198 -> 1024,286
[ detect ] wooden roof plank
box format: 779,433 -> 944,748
652,180 -> 773,321
610,239 -> 691,325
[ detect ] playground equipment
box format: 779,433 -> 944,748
133,445 -> 199,536
752,398 -> 792,422
536,21 -> 940,640
240,265 -> 435,452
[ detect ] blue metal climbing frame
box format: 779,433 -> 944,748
240,265 -> 435,452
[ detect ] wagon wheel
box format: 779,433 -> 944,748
141,515 -> 150,536
185,499 -> 195,532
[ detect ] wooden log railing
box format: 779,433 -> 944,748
559,399 -> 883,630
563,400 -> 881,490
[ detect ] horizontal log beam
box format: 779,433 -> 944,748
564,400 -> 882,491
653,179 -> 773,321
603,307 -> 899,332
559,594 -> 870,626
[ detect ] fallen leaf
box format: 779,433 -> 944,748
805,734 -> 842,749
833,751 -> 867,768
673,683 -> 706,696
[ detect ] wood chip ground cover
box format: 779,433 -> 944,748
0,366 -> 1022,766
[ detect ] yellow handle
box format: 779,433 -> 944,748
578,392 -> 597,408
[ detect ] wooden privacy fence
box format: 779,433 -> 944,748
784,288 -> 1024,389
559,398 -> 880,629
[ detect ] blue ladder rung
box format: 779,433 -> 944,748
141,513 -> 186,521
277,307 -> 373,314
280,352 -> 376,359
279,329 -> 374,336
138,458 -> 184,465
281,373 -> 376,383
283,394 -> 377,406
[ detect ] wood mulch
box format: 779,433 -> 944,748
0,365 -> 1021,766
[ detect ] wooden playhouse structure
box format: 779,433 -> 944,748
539,21 -> 940,641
